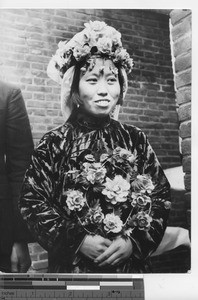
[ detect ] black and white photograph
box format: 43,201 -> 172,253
0,2 -> 196,299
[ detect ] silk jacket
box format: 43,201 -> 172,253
20,109 -> 171,273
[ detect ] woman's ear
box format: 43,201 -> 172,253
117,93 -> 124,106
70,92 -> 82,107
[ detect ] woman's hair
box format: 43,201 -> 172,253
69,57 -> 125,108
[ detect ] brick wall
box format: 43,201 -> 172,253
170,9 -> 191,232
0,8 -> 189,273
0,8 -> 181,168
150,9 -> 191,273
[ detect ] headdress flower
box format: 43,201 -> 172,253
47,20 -> 133,84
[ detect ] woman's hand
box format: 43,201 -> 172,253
94,237 -> 133,267
79,235 -> 112,261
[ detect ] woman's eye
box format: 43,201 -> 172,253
87,78 -> 97,83
108,77 -> 117,84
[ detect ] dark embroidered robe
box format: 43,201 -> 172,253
19,109 -> 171,273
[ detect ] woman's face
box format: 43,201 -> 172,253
78,58 -> 121,117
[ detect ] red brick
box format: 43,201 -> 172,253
31,49 -> 42,56
184,173 -> 191,191
47,109 -> 58,117
20,78 -> 32,84
175,69 -> 191,89
32,132 -> 44,140
179,121 -> 191,138
175,53 -> 191,72
182,155 -> 191,173
22,92 -> 33,100
32,63 -> 44,70
27,40 -> 44,48
34,78 -> 45,85
170,9 -> 191,26
173,35 -> 191,57
144,97 -> 163,104
27,100 -> 46,108
122,108 -> 143,115
33,93 -> 45,100
171,15 -> 191,42
53,117 -> 65,125
28,108 -> 46,116
181,138 -> 191,155
25,54 -> 50,64
27,86 -> 52,93
185,192 -> 191,209
33,124 -> 47,131
178,103 -> 191,122
176,87 -> 191,105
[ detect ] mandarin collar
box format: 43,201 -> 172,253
67,108 -> 111,130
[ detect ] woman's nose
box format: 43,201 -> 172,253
97,80 -> 108,96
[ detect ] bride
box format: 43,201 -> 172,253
19,20 -> 171,273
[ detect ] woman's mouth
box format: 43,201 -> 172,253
95,99 -> 110,107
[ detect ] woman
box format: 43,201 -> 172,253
19,21 -> 171,273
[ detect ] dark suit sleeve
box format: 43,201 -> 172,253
6,87 -> 34,242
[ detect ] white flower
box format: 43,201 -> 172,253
115,48 -> 129,60
102,175 -> 130,204
89,207 -> 104,224
53,54 -> 67,69
97,37 -> 112,54
132,174 -> 155,194
131,211 -> 153,231
57,41 -> 67,54
164,201 -> 171,209
113,147 -> 136,164
73,45 -> 90,61
82,162 -> 107,184
66,189 -> 86,211
84,20 -> 107,32
103,213 -> 123,233
131,192 -> 151,208
110,28 -> 122,45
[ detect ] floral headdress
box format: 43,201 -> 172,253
47,21 -> 134,120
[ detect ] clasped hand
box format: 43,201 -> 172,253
79,235 -> 133,268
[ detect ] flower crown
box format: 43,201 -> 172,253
48,21 -> 133,82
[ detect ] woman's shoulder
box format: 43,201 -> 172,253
111,118 -> 146,136
111,119 -> 148,147
36,122 -> 74,148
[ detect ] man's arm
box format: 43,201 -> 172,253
6,87 -> 34,271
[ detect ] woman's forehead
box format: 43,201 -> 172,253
81,57 -> 118,76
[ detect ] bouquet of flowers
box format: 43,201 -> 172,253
62,146 -> 169,240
